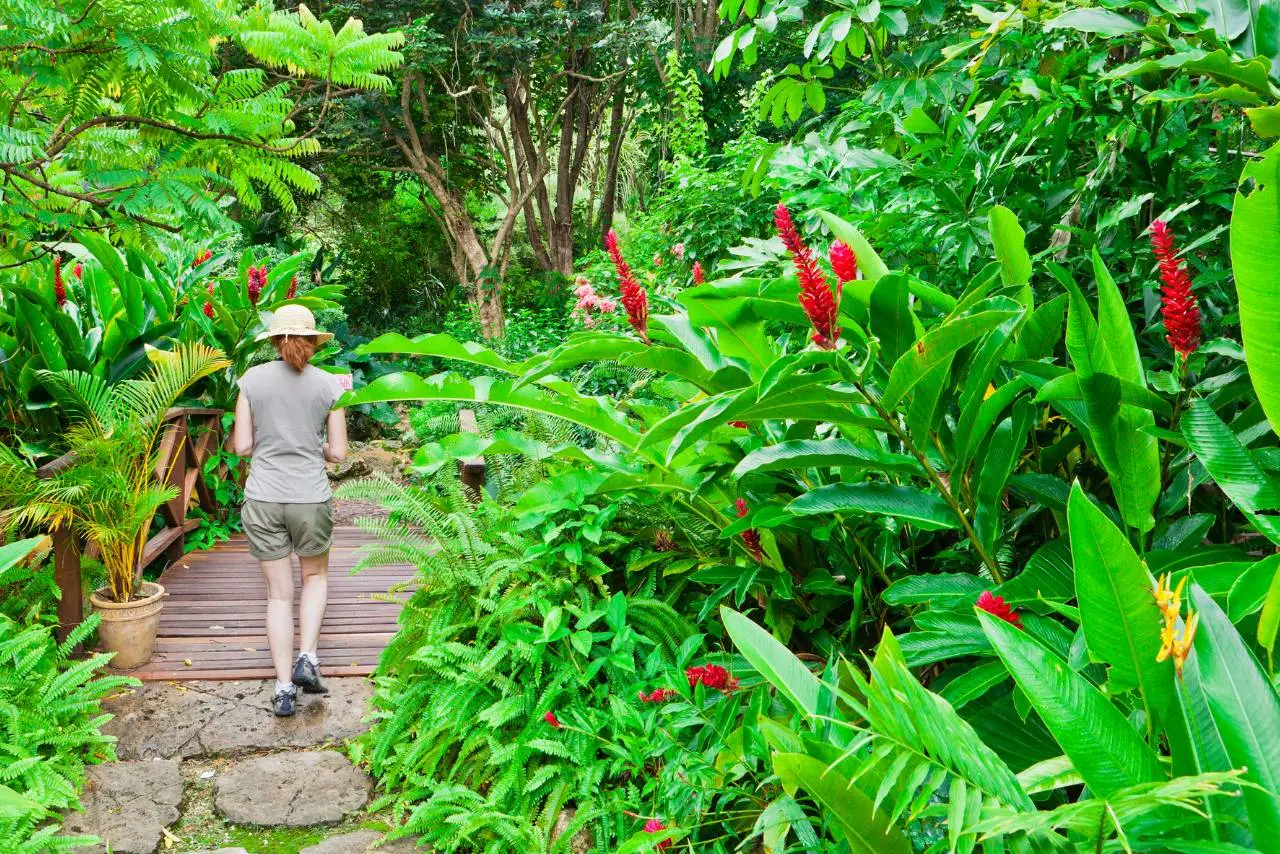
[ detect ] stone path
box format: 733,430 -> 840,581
67,678 -> 419,853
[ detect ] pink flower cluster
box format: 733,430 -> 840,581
643,819 -> 672,851
572,276 -> 618,328
246,266 -> 268,305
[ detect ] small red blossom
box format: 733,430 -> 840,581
638,688 -> 677,704
246,266 -> 267,305
544,711 -> 562,728
687,663 -> 739,692
53,257 -> 66,307
735,498 -> 764,562
774,203 -> 840,349
606,230 -> 649,343
829,240 -> 858,284
643,819 -> 671,851
728,420 -> 748,429
192,249 -> 212,268
203,301 -> 214,319
976,591 -> 1022,629
72,262 -> 83,280
1150,220 -> 1201,359
287,275 -> 298,300
692,260 -> 705,286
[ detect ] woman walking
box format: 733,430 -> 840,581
232,305 -> 347,716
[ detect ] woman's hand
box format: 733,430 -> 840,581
232,392 -> 253,456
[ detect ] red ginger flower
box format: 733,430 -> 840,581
643,819 -> 671,851
72,262 -> 83,280
728,420 -> 748,429
544,711 -> 562,728
1150,220 -> 1201,359
287,275 -> 298,300
53,257 -> 66,307
735,497 -> 763,562
829,240 -> 857,284
774,203 -> 840,349
976,591 -> 1022,629
192,249 -> 212,268
203,300 -> 214,319
246,266 -> 267,305
638,687 -> 676,703
606,230 -> 649,343
687,663 -> 738,691
692,260 -> 705,286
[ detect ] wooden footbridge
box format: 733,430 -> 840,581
38,407 -> 484,681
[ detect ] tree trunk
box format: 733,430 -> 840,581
598,88 -> 625,243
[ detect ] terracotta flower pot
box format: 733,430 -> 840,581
90,581 -> 165,670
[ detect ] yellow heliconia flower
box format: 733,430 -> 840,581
1153,573 -> 1197,677
984,383 -> 997,400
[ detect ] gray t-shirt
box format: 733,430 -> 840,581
238,361 -> 341,503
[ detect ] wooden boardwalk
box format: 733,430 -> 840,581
128,526 -> 413,681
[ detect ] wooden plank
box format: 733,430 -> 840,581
140,519 -> 199,568
135,665 -> 376,680
52,528 -> 83,646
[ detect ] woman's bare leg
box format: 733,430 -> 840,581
259,557 -> 295,685
298,551 -> 330,659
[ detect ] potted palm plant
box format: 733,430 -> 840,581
0,343 -> 230,669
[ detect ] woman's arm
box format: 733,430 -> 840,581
323,408 -> 348,463
232,392 -> 254,456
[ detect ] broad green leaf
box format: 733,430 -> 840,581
978,611 -> 1165,797
0,536 -> 46,573
1231,143 -> 1280,435
1259,563 -> 1280,664
721,607 -> 822,716
1181,398 -> 1280,543
732,438 -> 921,478
815,210 -> 890,284
1042,7 -> 1142,34
1190,585 -> 1280,839
1110,49 -> 1271,96
0,783 -> 38,819
789,482 -> 959,530
772,753 -> 911,853
1067,484 -> 1174,725
882,297 -> 1023,410
988,205 -> 1032,286
357,332 -> 524,374
868,273 -> 916,364
882,573 -> 989,608
1093,249 -> 1144,387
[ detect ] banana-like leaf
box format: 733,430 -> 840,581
989,205 -> 1032,287
772,753 -> 911,853
881,297 -> 1024,410
732,438 -> 921,478
338,372 -> 644,450
1232,143 -> 1280,435
868,273 -> 916,364
1034,372 -> 1172,417
356,332 -> 526,374
1067,483 -> 1175,725
721,607 -> 823,716
518,333 -> 650,387
1190,584 -> 1280,839
977,610 -> 1166,797
1181,398 -> 1280,543
788,482 -> 959,530
817,210 -> 957,313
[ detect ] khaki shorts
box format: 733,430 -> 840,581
242,499 -> 334,560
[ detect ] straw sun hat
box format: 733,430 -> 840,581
255,304 -> 334,345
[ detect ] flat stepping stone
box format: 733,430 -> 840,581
61,760 -> 182,853
214,750 -> 369,826
103,678 -> 373,760
301,830 -> 420,853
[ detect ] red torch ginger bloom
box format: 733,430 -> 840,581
643,819 -> 671,850
638,688 -> 676,704
203,300 -> 214,319
774,203 -> 840,349
246,266 -> 267,305
192,249 -> 212,268
72,262 -> 83,280
976,591 -> 1022,629
544,711 -> 562,728
829,240 -> 858,284
605,230 -> 649,343
1150,220 -> 1201,359
692,260 -> 705,286
735,497 -> 764,562
287,275 -> 298,300
728,420 -> 747,429
53,257 -> 66,307
687,663 -> 738,691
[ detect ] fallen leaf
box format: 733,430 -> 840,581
183,658 -> 193,666
243,647 -> 256,652
199,770 -> 215,780
209,625 -> 224,630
